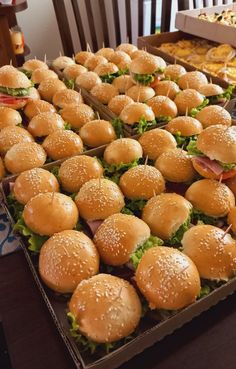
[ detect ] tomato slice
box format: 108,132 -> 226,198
221,170 -> 236,180
150,75 -> 162,88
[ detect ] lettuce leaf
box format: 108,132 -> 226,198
167,214 -> 191,245
208,84 -> 235,104
133,117 -> 157,134
197,285 -> 210,299
101,68 -> 129,84
100,158 -> 140,184
111,118 -> 124,138
130,235 -> 164,269
7,193 -> 24,220
186,139 -> 204,156
63,78 -> 75,90
191,209 -> 218,226
133,68 -> 164,86
0,86 -> 30,97
64,121 -> 72,130
218,162 -> 236,171
18,67 -> 32,79
121,198 -> 147,217
174,133 -> 197,148
190,98 -> 209,117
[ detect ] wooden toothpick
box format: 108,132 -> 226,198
221,224 -> 232,240
144,155 -> 148,170
185,107 -> 189,117
44,54 -> 47,64
51,192 -> 55,204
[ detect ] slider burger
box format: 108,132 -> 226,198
38,78 -> 66,102
178,71 -> 208,90
119,102 -> 155,133
68,274 -> 141,349
24,99 -> 56,120
147,95 -> 178,121
126,85 -> 155,102
129,54 -> 166,87
90,83 -> 118,104
0,158 -> 5,179
4,142 -> 46,174
13,167 -> 59,205
155,149 -> 196,183
60,103 -> 95,130
23,192 -> 78,236
76,71 -> 102,91
188,125 -> 236,180
63,64 -> 87,80
103,137 -> 143,165
0,107 -> 22,129
164,64 -> 186,81
135,246 -> 200,310
165,116 -> 203,147
182,224 -> 236,281
28,112 -> 65,137
0,66 -> 33,109
39,230 -> 99,293
195,105 -> 232,128
0,126 -> 34,155
154,80 -> 180,100
185,179 -> 235,218
42,130 -> 83,161
198,83 -> 233,105
142,193 -> 192,244
94,63 -> 119,84
31,68 -> 58,85
130,49 -> 149,60
79,119 -> 116,148
52,56 -> 75,71
108,95 -> 133,116
96,47 -> 115,61
75,51 -> 93,66
52,89 -> 83,109
110,51 -> 131,71
58,155 -> 103,193
112,75 -> 134,93
22,59 -> 48,74
174,89 -> 206,116
116,43 -> 138,56
84,55 -> 108,71
138,128 -> 177,161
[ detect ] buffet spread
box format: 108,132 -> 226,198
1,4 -> 236,369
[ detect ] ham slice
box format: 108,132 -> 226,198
192,156 -> 223,176
86,220 -> 103,235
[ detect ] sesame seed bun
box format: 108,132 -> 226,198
38,78 -> 66,102
154,80 -> 180,100
182,224 -> 236,280
116,43 -> 138,56
198,83 -> 224,97
0,126 -> 34,155
94,213 -> 150,265
110,51 -> 131,70
23,192 -> 78,236
90,83 -> 118,104
130,50 -> 149,60
28,87 -> 40,101
23,59 -> 48,72
119,165 -> 165,200
195,105 -> 232,128
39,230 -> 99,293
135,246 -> 200,310
130,54 -> 164,76
196,125 -> 236,163
75,178 -> 125,221
185,179 -> 235,217
112,75 -> 134,93
52,56 -> 75,70
178,71 -> 208,90
108,95 -> 133,116
63,64 -> 87,80
42,130 -> 83,161
138,128 -> 177,161
126,85 -> 155,102
28,112 -> 65,137
75,51 -> 94,66
24,99 -> 56,120
227,207 -> 236,235
147,96 -> 178,119
0,157 -> 5,179
155,149 -> 196,183
119,102 -> 155,125
94,62 -> 119,77
79,119 -> 116,148
69,273 -> 141,343
104,138 -> 143,165
96,47 -> 115,61
164,64 -> 186,81
84,55 -> 108,71
4,142 -> 46,174
0,66 -> 31,89
59,155 -> 103,193
174,89 -> 204,115
142,193 -> 192,240
60,104 -> 95,130
225,176 -> 236,196
0,107 -> 22,129
31,68 -> 58,84
52,89 -> 83,109
76,71 -> 102,91
13,168 -> 59,205
165,116 -> 203,137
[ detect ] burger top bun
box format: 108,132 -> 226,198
182,224 -> 236,280
69,274 -> 141,343
147,96 -> 178,119
75,51 -> 94,66
0,126 -> 34,155
0,65 -> 31,89
52,89 -> 83,109
104,138 -> 143,165
178,71 -> 208,90
63,64 -> 87,80
28,112 -> 65,137
76,71 -> 101,91
142,193 -> 192,240
164,64 -> 186,81
13,167 -> 59,205
119,102 -> 155,125
39,230 -> 99,293
24,99 -> 56,120
58,155 -> 103,193
126,85 -> 155,102
119,165 -> 165,200
90,83 -> 118,104
196,105 -> 232,128
116,43 -> 138,56
198,83 -> 224,97
79,120 -> 116,148
75,178 -> 125,221
0,107 -> 22,129
31,68 -> 58,85
174,89 -> 204,115
94,62 -> 118,77
23,192 -> 79,236
84,55 -> 108,71
135,246 -> 200,310
23,59 -> 48,72
38,78 -> 66,102
52,56 -> 75,70
4,142 -> 47,174
154,80 -> 180,100
110,50 -> 131,70
96,47 -> 115,61
165,116 -> 203,137
60,104 -> 95,130
112,75 -> 134,94
138,128 -> 177,161
94,213 -> 150,265
108,95 -> 133,116
131,50 -> 149,60
185,179 -> 235,217
130,54 -> 164,75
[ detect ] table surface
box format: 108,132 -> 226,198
0,250 -> 236,369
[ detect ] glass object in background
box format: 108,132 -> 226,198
10,26 -> 24,54
0,1 -> 13,4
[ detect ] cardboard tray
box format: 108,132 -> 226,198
1,159 -> 236,369
175,3 -> 236,48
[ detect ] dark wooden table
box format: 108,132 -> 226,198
0,250 -> 236,369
